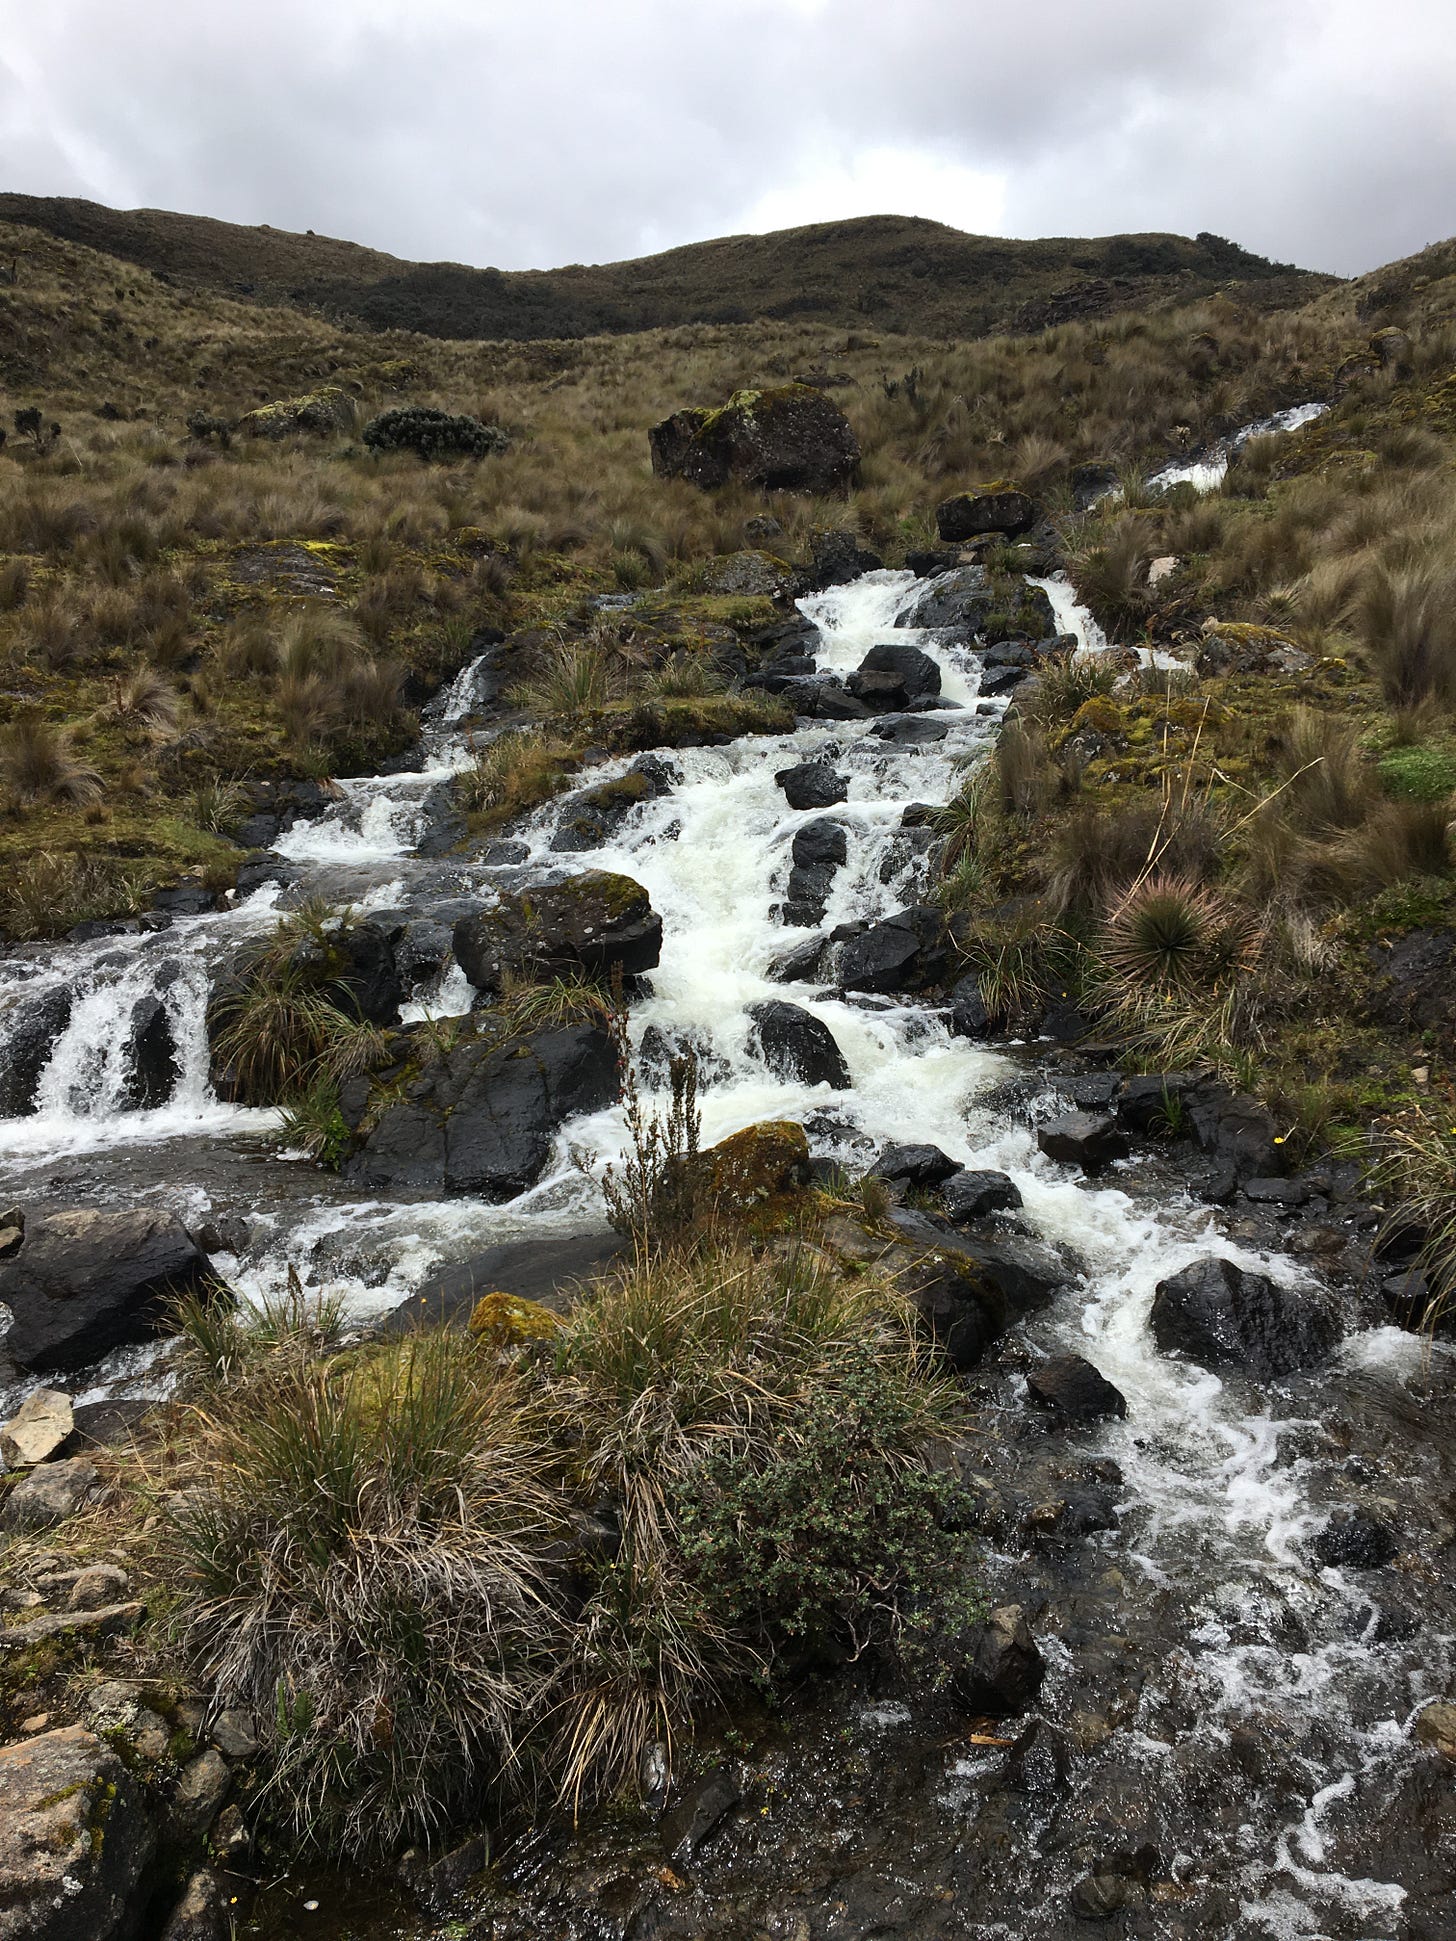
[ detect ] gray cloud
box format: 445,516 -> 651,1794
2,1 -> 1452,276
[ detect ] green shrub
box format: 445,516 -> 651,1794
678,1349 -> 977,1670
362,406 -> 508,462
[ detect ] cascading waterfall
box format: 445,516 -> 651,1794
0,511 -> 1446,1934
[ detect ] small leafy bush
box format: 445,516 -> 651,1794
362,406 -> 508,462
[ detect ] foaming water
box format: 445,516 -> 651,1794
1150,401 -> 1329,494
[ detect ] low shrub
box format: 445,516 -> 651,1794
362,406 -> 508,462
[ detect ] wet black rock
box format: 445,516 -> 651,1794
342,1023 -> 618,1199
747,1000 -> 850,1089
1026,1353 -> 1128,1421
1242,1176 -> 1313,1207
661,1767 -> 741,1861
940,1168 -> 1023,1221
868,714 -> 951,744
782,676 -> 874,721
1150,1256 -> 1342,1379
122,994 -> 180,1109
1006,1718 -> 1070,1796
775,761 -> 849,810
898,565 -> 991,631
0,983 -> 71,1115
936,488 -> 1039,542
1037,1109 -> 1129,1174
383,1228 -> 625,1334
453,872 -> 662,995
1070,459 -> 1121,509
0,1207 -> 225,1372
951,1603 -> 1046,1715
394,917 -> 455,994
902,1252 -> 1008,1369
766,935 -> 832,984
837,905 -> 950,994
1187,1082 -> 1283,1179
550,756 -> 677,853
1116,1071 -> 1198,1134
906,546 -> 960,578
317,919 -> 402,1026
847,642 -> 942,711
782,817 -> 847,924
1313,1507 -> 1399,1570
870,1142 -> 960,1188
947,972 -> 1000,1039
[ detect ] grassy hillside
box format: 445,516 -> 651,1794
0,195 -> 1334,341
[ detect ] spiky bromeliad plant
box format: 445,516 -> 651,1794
1097,873 -> 1264,1067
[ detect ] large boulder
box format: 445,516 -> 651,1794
0,984 -> 71,1116
0,1726 -> 156,1941
1026,1354 -> 1127,1422
794,529 -> 883,593
898,566 -> 993,632
901,1251 -> 1009,1370
122,995 -> 180,1110
837,906 -> 951,994
936,487 -> 1039,542
941,1168 -> 1022,1221
452,872 -> 661,995
870,1143 -> 960,1188
649,385 -> 860,494
847,643 -> 942,711
342,1022 -> 618,1198
1150,1256 -> 1342,1379
0,1208 -> 223,1373
782,818 -> 847,926
747,1001 -> 850,1090
775,762 -> 849,811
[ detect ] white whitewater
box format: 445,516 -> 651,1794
1150,401 -> 1329,495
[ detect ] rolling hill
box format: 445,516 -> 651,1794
0,194 -> 1336,343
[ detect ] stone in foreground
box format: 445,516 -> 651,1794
0,1725 -> 156,1941
1150,1256 -> 1342,1379
0,1389 -> 73,1468
0,1208 -> 222,1373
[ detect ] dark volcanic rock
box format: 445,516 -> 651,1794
649,384 -> 859,494
782,817 -> 848,924
343,1023 -> 618,1198
837,905 -> 949,993
847,642 -> 942,710
382,1229 -> 626,1334
122,994 -> 180,1109
549,756 -> 677,853
0,983 -> 71,1115
903,1253 -> 1008,1369
898,566 -> 992,631
941,1168 -> 1023,1221
660,1767 -> 741,1861
936,487 -> 1039,542
947,973 -> 1000,1039
775,761 -> 849,811
452,872 -> 661,995
868,715 -> 950,743
0,1207 -> 223,1372
747,1000 -> 850,1089
1037,1109 -> 1129,1173
1026,1353 -> 1128,1421
1116,1071 -> 1199,1134
870,1142 -> 960,1188
1150,1256 -> 1342,1379
1312,1508 -> 1399,1570
951,1604 -> 1046,1715
1006,1718 -> 1071,1796
331,919 -> 403,1025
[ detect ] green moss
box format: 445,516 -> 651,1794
1378,745 -> 1456,801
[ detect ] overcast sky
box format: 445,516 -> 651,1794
3,0 -> 1453,278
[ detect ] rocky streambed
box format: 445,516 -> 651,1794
0,548 -> 1453,1941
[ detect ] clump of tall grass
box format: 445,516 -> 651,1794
168,1335 -> 561,1858
1357,560 -> 1456,707
0,717 -> 104,806
456,727 -> 574,817
507,637 -> 612,722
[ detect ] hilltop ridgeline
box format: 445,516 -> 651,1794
0,194 -> 1335,342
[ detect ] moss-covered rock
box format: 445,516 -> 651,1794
649,385 -> 860,494
452,870 -> 662,994
691,1120 -> 815,1233
236,385 -> 351,439
936,486 -> 1039,542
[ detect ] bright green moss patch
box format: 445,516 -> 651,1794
1378,745 -> 1456,801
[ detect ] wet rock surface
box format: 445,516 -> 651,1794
452,870 -> 662,993
1150,1255 -> 1343,1378
0,1207 -> 223,1372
